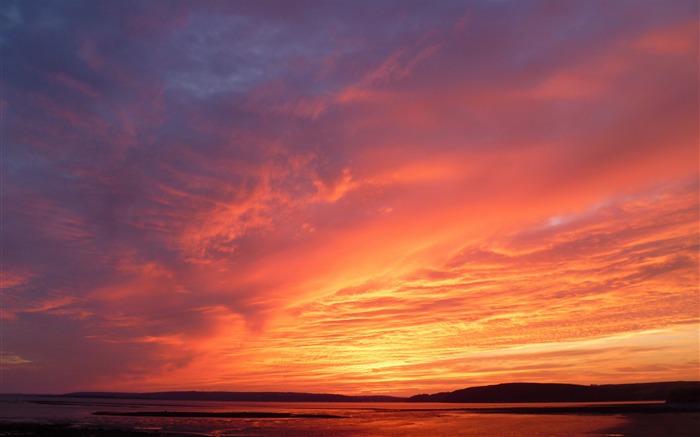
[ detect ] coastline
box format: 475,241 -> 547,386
2,403 -> 698,436
0,423 -> 185,436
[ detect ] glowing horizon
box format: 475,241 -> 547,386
1,0 -> 698,396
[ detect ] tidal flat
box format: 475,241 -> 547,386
2,395 -> 699,436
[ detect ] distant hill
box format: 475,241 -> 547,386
62,391 -> 406,403
408,381 -> 700,403
60,381 -> 700,403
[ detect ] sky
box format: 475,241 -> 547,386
1,0 -> 698,396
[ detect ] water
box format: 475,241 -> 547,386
0,395 -> 661,436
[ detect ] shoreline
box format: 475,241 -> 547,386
0,423 -> 186,436
2,404 -> 698,436
83,402 -> 700,418
93,410 -> 344,419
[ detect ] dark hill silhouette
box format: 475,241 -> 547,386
60,381 -> 700,403
408,381 -> 700,403
666,387 -> 700,404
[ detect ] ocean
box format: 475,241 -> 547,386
0,395 -> 684,436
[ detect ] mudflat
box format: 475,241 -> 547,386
598,412 -> 700,437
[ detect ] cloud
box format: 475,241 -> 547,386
2,0 -> 697,393
0,353 -> 32,365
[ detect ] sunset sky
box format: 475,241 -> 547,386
1,0 -> 698,396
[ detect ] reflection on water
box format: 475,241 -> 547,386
0,395 -> 652,436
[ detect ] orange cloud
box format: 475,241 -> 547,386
86,178 -> 697,394
635,20 -> 698,55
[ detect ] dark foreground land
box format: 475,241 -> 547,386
0,423 -> 172,436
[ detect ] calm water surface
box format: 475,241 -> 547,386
0,395 -> 654,436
